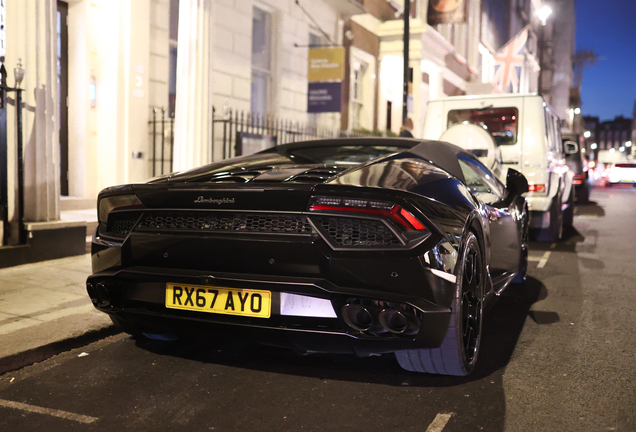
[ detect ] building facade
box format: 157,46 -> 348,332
0,0 -> 575,264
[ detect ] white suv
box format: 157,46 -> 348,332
423,94 -> 574,242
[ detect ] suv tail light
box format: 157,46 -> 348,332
573,173 -> 587,185
527,184 -> 546,194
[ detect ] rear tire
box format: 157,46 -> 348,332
534,195 -> 562,243
512,209 -> 529,284
395,232 -> 484,376
576,184 -> 590,204
563,188 -> 574,227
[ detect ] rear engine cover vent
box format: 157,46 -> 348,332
287,167 -> 347,183
203,167 -> 274,183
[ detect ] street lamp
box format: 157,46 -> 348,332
626,141 -> 632,147
536,5 -> 553,25
536,5 -> 552,96
591,143 -> 597,150
584,131 -> 591,138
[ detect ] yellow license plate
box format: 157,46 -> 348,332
165,283 -> 271,318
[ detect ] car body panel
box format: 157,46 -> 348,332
87,138 -> 527,357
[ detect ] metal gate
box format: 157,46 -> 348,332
0,61 -> 26,246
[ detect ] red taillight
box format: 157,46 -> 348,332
309,197 -> 426,231
397,207 -> 426,230
528,184 -> 546,193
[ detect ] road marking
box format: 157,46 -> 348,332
0,399 -> 98,424
425,413 -> 453,432
537,251 -> 551,269
528,256 -> 542,262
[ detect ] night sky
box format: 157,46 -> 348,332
575,0 -> 636,121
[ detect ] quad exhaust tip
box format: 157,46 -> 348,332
341,304 -> 373,332
86,283 -> 97,304
378,309 -> 409,334
341,302 -> 420,336
90,282 -> 111,307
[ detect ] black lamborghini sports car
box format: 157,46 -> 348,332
87,138 -> 529,376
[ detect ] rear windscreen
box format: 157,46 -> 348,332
447,107 -> 519,145
615,163 -> 636,168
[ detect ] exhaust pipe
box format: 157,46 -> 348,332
86,283 -> 97,304
341,304 -> 373,332
379,309 -> 419,335
95,282 -> 111,307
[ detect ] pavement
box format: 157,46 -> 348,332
0,253 -> 119,375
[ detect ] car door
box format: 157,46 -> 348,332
457,154 -> 521,285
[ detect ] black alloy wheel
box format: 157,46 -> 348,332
461,240 -> 483,366
395,231 -> 485,376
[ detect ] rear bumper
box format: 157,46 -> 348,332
87,265 -> 454,355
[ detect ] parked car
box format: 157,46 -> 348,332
562,134 -> 590,203
604,161 -> 636,187
87,138 -> 529,376
422,94 -> 574,242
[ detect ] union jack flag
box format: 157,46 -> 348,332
493,27 -> 529,92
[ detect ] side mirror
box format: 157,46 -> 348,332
564,140 -> 578,155
506,168 -> 529,195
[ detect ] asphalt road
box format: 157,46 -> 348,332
0,186 -> 634,432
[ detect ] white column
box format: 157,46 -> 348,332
173,0 -> 214,171
6,0 -> 59,226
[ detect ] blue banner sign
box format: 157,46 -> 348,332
308,82 -> 342,113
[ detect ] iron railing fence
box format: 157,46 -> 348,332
149,106 -> 375,176
149,107 -> 174,177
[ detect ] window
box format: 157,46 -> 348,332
458,154 -> 504,204
251,7 -> 272,115
168,0 -> 179,117
350,58 -> 368,130
447,107 -> 519,145
309,32 -> 322,48
278,145 -> 407,165
481,0 -> 511,50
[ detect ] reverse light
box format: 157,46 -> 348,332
309,196 -> 427,231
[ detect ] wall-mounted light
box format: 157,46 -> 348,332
574,107 -> 581,115
591,143 -> 597,150
626,141 -> 632,147
583,131 -> 591,138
